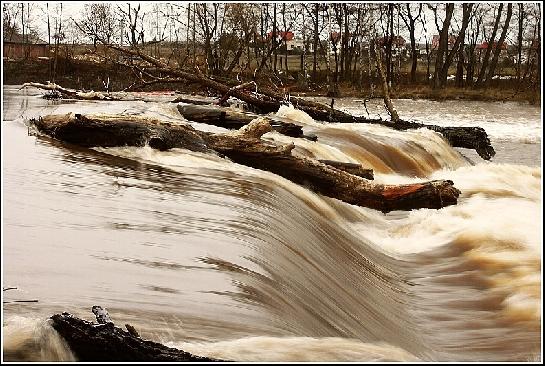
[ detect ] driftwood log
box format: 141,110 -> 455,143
21,82 -> 121,101
50,307 -> 223,362
177,104 -> 310,139
29,113 -> 460,212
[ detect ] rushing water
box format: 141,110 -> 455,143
2,85 -> 542,362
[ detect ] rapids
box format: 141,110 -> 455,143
2,85 -> 542,361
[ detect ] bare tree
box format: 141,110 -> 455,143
475,4 -> 503,85
484,3 -> 512,86
399,4 -> 423,83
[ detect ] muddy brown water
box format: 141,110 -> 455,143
2,85 -> 542,361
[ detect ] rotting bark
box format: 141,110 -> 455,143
49,307 -> 223,362
29,113 -> 461,213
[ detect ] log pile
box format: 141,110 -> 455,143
30,113 -> 460,212
50,307 -> 223,362
22,74 -> 496,160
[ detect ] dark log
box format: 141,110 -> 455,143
318,160 -> 374,180
177,104 -> 305,139
49,310 -> 223,362
29,113 -> 460,212
30,113 -> 214,153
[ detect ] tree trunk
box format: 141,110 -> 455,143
30,113 -> 461,212
517,4 -> 524,82
373,42 -> 400,123
409,27 -> 417,83
439,4 -> 472,88
312,4 -> 319,81
476,4 -> 503,86
273,4 -> 277,73
433,3 -> 455,89
455,37 -> 465,87
484,4 -> 513,86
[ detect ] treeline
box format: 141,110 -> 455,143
2,3 -> 542,92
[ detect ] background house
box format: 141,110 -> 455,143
3,32 -> 48,59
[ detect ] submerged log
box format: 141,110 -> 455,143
30,113 -> 460,212
177,104 -> 305,138
50,308 -> 223,362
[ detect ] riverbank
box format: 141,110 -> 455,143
3,58 -> 540,104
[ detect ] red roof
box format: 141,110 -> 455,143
477,41 -> 507,50
267,31 -> 294,41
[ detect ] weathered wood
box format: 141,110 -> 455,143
49,310 -> 223,362
21,82 -> 120,101
177,104 -> 305,138
29,113 -> 460,212
318,160 -> 374,180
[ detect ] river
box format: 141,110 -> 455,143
2,85 -> 542,362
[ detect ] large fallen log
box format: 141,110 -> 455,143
29,113 -> 460,212
177,104 -> 305,138
50,307 -> 223,361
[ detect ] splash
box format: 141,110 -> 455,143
171,336 -> 420,362
2,316 -> 75,362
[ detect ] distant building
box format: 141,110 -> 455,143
476,41 -> 509,61
376,36 -> 406,57
3,32 -> 48,59
432,34 -> 457,50
267,31 -> 313,53
376,35 -> 406,48
476,41 -> 507,51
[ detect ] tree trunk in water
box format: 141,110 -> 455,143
30,113 -> 461,212
373,42 -> 400,122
